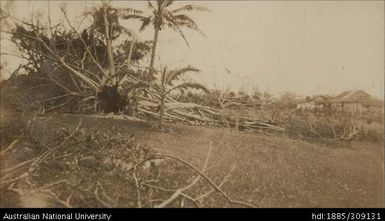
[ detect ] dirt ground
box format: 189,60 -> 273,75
1,113 -> 384,208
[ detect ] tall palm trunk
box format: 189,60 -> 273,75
103,4 -> 116,85
148,26 -> 160,82
127,38 -> 136,70
159,95 -> 165,127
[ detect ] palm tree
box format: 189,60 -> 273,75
118,0 -> 210,81
154,65 -> 208,127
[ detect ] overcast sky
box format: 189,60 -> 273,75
1,1 -> 384,98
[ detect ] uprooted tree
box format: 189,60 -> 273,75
1,1 -> 284,132
2,2 -> 152,114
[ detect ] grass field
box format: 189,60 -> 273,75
1,113 -> 382,208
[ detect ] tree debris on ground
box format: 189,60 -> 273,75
0,121 -> 253,208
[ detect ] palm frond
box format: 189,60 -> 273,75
172,14 -> 196,25
140,16 -> 152,31
120,27 -> 134,37
165,82 -> 209,95
175,14 -> 203,31
171,24 -> 190,46
118,14 -> 147,20
157,0 -> 165,9
147,1 -> 155,10
162,12 -> 191,46
165,66 -> 200,86
169,14 -> 206,37
164,0 -> 174,7
170,5 -> 211,14
223,102 -> 242,108
159,0 -> 174,11
116,7 -> 144,16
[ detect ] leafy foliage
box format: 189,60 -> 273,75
154,65 -> 208,126
5,4 -> 153,114
118,0 -> 209,81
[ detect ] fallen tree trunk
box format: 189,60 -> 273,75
164,102 -> 217,113
243,121 -> 286,132
169,109 -> 219,123
137,98 -> 285,132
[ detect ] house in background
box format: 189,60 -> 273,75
296,90 -> 384,115
296,95 -> 331,111
330,90 -> 383,115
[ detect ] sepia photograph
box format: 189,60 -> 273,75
0,0 -> 384,210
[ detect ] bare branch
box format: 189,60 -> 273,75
0,139 -> 19,157
154,142 -> 213,208
60,8 -> 108,81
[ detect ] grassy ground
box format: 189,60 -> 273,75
1,113 -> 384,207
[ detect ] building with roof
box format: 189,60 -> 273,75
296,95 -> 331,111
296,90 -> 383,115
329,90 -> 383,115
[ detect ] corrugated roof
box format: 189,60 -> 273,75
297,90 -> 383,106
330,90 -> 383,105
